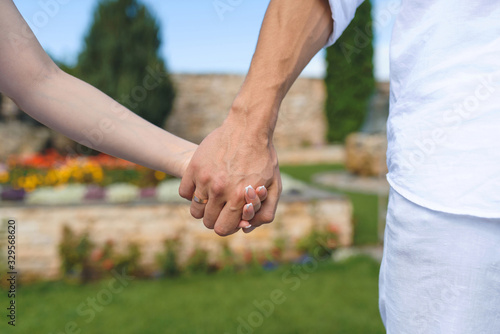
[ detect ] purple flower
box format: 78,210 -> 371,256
1,188 -> 26,201
140,187 -> 156,199
84,186 -> 105,201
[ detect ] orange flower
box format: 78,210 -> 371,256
101,259 -> 114,271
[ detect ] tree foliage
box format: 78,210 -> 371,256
76,0 -> 175,127
324,1 -> 375,142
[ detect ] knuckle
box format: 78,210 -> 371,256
260,212 -> 275,224
190,207 -> 203,219
178,183 -> 189,198
179,189 -> 186,199
178,187 -> 190,199
210,181 -> 226,197
190,160 -> 200,170
198,172 -> 211,185
203,217 -> 215,229
214,226 -> 230,237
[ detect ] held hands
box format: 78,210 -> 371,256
190,183 -> 268,231
179,115 -> 282,236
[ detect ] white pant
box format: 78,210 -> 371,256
379,187 -> 500,334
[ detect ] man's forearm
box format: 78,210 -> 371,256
179,0 -> 333,234
228,0 -> 333,139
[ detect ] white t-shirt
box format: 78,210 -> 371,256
327,0 -> 500,218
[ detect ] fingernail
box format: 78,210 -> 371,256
243,224 -> 253,229
245,185 -> 257,200
245,203 -> 253,211
256,186 -> 266,193
244,226 -> 257,233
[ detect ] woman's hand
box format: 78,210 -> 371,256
239,185 -> 268,232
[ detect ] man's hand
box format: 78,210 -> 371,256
179,114 -> 282,236
179,0 -> 332,236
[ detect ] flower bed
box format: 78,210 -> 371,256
1,150 -> 311,205
0,150 -> 172,203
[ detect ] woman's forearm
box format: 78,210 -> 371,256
16,70 -> 196,178
0,0 -> 195,178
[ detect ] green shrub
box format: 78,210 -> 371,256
58,225 -> 94,283
156,238 -> 181,278
59,226 -> 145,283
297,225 -> 339,258
324,0 -> 375,142
75,0 -> 175,128
218,242 -> 238,273
185,247 -> 212,275
115,242 -> 145,277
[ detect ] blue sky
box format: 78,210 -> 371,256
13,0 -> 399,80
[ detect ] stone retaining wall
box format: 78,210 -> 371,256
1,191 -> 352,280
166,74 -> 327,148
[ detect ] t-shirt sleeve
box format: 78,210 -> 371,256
326,0 -> 365,47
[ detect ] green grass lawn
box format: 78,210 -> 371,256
279,164 -> 380,245
1,163 -> 384,334
7,256 -> 383,334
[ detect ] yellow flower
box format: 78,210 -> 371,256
155,171 -> 166,181
45,170 -> 59,185
72,169 -> 84,181
16,176 -> 25,189
0,171 -> 9,183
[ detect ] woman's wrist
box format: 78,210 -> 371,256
177,147 -> 197,178
169,145 -> 197,178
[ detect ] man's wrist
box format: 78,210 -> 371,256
227,91 -> 281,142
